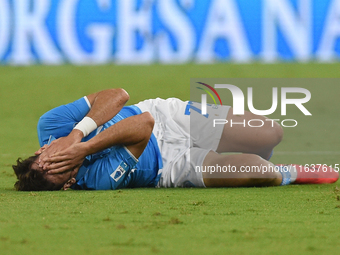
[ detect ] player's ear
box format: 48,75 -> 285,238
63,178 -> 76,190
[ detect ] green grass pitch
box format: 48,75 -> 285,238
0,63 -> 340,255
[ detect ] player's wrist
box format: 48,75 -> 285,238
74,116 -> 98,137
82,140 -> 96,156
69,129 -> 85,142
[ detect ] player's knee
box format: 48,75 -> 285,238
273,121 -> 283,144
264,120 -> 283,147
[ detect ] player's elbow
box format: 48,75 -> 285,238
109,88 -> 130,103
141,112 -> 154,137
117,88 -> 130,102
143,112 -> 155,130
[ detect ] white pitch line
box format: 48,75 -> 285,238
275,151 -> 340,155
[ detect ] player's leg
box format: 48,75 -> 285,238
186,102 -> 282,160
216,108 -> 283,160
201,151 -> 282,187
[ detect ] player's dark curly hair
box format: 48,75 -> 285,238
12,156 -> 63,191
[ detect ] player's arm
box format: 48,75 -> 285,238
38,89 -> 129,166
60,88 -> 130,144
83,88 -> 130,131
43,112 -> 154,174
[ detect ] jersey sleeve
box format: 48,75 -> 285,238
37,97 -> 91,146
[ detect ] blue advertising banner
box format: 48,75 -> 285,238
0,0 -> 339,65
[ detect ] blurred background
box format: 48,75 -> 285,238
0,0 -> 339,65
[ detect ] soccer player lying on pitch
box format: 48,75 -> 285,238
13,88 -> 339,191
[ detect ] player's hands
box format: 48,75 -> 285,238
42,143 -> 88,175
35,144 -> 48,155
38,130 -> 84,170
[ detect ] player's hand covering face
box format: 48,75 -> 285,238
39,143 -> 87,175
36,130 -> 84,174
31,156 -> 79,189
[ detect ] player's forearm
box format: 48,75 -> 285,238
73,89 -> 129,139
83,113 -> 154,157
87,89 -> 129,127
